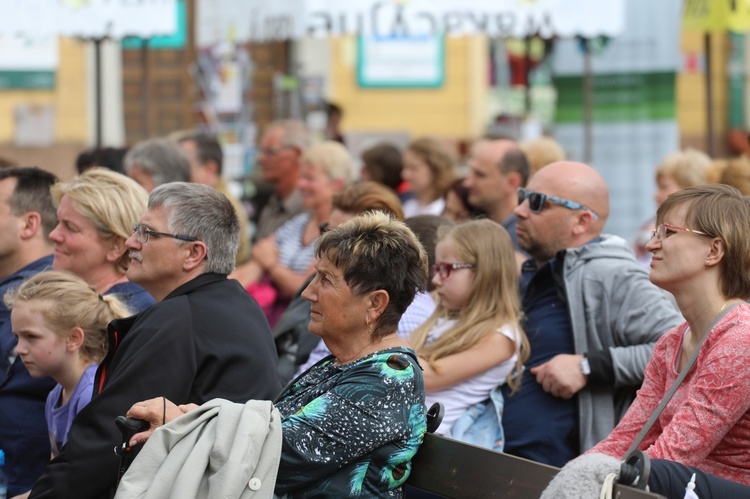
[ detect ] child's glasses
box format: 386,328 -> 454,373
432,262 -> 476,279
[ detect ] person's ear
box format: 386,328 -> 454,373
571,211 -> 596,236
182,241 -> 208,271
106,235 -> 128,263
706,237 -> 725,267
67,326 -> 85,352
366,289 -> 390,321
505,171 -> 523,191
205,159 -> 220,178
18,211 -> 42,240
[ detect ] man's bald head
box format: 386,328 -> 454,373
514,161 -> 610,264
532,161 -> 610,226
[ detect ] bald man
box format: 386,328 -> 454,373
500,161 -> 682,467
463,139 -> 529,249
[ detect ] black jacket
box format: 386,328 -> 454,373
30,273 -> 282,498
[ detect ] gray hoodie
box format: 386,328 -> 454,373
560,234 -> 683,452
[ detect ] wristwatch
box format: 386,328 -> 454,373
580,355 -> 591,376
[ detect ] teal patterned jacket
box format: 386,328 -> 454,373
274,347 -> 426,498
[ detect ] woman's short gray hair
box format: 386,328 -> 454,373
316,211 -> 429,339
148,183 -> 239,275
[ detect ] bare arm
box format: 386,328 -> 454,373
420,333 -> 515,392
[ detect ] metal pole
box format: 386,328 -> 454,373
524,35 -> 532,116
704,32 -> 715,157
94,38 -> 103,148
583,38 -> 593,164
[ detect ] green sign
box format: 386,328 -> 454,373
122,0 -> 186,50
0,70 -> 55,89
554,71 -> 675,123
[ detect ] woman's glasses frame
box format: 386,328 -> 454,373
650,223 -> 708,241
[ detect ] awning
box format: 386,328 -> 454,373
198,0 -> 625,46
0,0 -> 177,39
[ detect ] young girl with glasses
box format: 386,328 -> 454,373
5,271 -> 131,462
410,219 -> 529,440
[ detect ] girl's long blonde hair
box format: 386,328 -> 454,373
410,219 -> 529,392
4,270 -> 132,363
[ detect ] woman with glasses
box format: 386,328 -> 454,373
581,184 -> 750,496
410,219 -> 529,440
49,168 -> 155,313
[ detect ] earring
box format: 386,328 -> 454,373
705,259 -> 711,268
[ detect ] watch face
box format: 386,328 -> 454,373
580,357 -> 591,376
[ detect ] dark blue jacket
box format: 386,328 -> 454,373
0,255 -> 55,497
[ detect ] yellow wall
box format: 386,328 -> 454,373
677,30 -> 727,151
0,37 -> 88,143
331,36 -> 487,141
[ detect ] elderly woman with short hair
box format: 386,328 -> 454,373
49,168 -> 154,312
121,211 -> 430,497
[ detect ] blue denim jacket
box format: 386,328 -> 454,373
447,385 -> 506,452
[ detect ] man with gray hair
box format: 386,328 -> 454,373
30,183 -> 281,498
123,138 -> 191,192
254,120 -> 310,239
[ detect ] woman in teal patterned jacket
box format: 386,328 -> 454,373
123,211 -> 429,498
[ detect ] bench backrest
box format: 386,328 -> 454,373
405,433 -> 666,499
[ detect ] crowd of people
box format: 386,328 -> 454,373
0,119 -> 748,498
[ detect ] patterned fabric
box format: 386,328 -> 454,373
275,347 -> 426,498
590,304 -> 750,485
275,212 -> 317,275
396,291 -> 436,339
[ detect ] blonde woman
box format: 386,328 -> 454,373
401,137 -> 456,218
49,168 -> 154,312
411,219 -> 529,438
232,141 -> 354,326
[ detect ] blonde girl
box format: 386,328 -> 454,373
411,219 -> 529,436
6,270 -> 131,458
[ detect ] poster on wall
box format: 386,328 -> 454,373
0,35 -> 57,89
357,35 -> 443,88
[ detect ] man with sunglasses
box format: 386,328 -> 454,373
463,138 -> 529,250
30,183 -> 281,499
499,161 -> 681,468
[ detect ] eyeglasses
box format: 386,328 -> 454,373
432,262 -> 476,279
650,223 -> 708,241
258,145 -> 293,157
517,187 -> 599,220
132,224 -> 200,244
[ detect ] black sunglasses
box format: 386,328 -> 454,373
517,187 -> 599,220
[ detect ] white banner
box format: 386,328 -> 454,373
0,0 -> 177,39
197,0 -> 624,47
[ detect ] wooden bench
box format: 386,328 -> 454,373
405,433 -> 666,499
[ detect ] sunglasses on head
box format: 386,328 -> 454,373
517,187 -> 599,220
